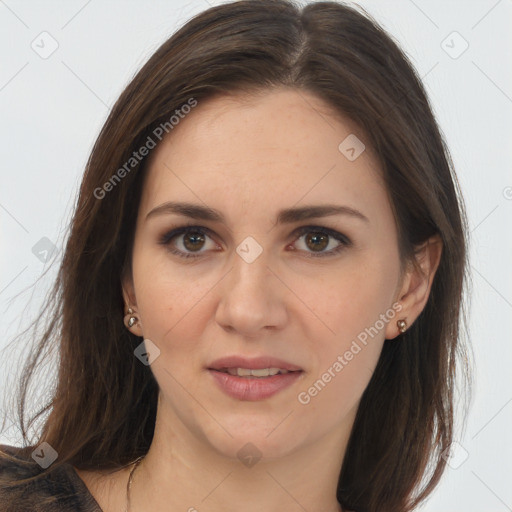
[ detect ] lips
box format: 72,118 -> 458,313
207,355 -> 304,401
207,355 -> 303,373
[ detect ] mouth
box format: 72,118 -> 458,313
206,356 -> 304,401
207,355 -> 303,373
213,367 -> 299,377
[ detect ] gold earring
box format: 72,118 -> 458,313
397,319 -> 407,333
124,307 -> 138,328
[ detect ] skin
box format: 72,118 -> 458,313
75,88 -> 442,512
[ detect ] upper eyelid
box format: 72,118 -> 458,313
160,224 -> 351,247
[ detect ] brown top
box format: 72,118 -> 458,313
0,443 -> 103,511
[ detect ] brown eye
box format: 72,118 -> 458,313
304,232 -> 329,252
183,232 -> 206,252
159,226 -> 218,259
292,226 -> 352,258
159,225 -> 351,260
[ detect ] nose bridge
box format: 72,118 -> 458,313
229,234 -> 273,295
215,234 -> 286,333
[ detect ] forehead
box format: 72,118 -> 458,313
139,88 -> 388,225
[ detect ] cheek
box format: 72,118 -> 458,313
132,253 -> 219,355
292,257 -> 398,413
297,255 -> 399,345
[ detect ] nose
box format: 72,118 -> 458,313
215,242 -> 288,337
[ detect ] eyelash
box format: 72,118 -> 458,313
158,224 -> 352,260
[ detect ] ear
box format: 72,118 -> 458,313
121,271 -> 144,337
385,234 -> 443,340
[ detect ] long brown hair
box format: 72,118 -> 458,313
0,1 -> 470,510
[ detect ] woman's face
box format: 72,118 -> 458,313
124,88 -> 406,460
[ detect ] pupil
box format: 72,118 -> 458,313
184,232 -> 205,251
306,233 -> 328,251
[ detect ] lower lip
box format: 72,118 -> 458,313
208,369 -> 303,401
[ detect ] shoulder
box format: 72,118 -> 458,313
0,443 -> 103,511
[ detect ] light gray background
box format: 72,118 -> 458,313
1,1 -> 511,510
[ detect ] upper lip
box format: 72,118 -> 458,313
207,355 -> 303,372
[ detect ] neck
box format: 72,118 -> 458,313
127,395 -> 351,512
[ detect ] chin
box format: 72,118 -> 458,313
202,418 -> 308,463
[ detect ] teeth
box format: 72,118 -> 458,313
224,367 -> 290,377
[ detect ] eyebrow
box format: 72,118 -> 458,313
145,201 -> 369,225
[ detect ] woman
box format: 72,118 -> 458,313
0,0 -> 470,511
